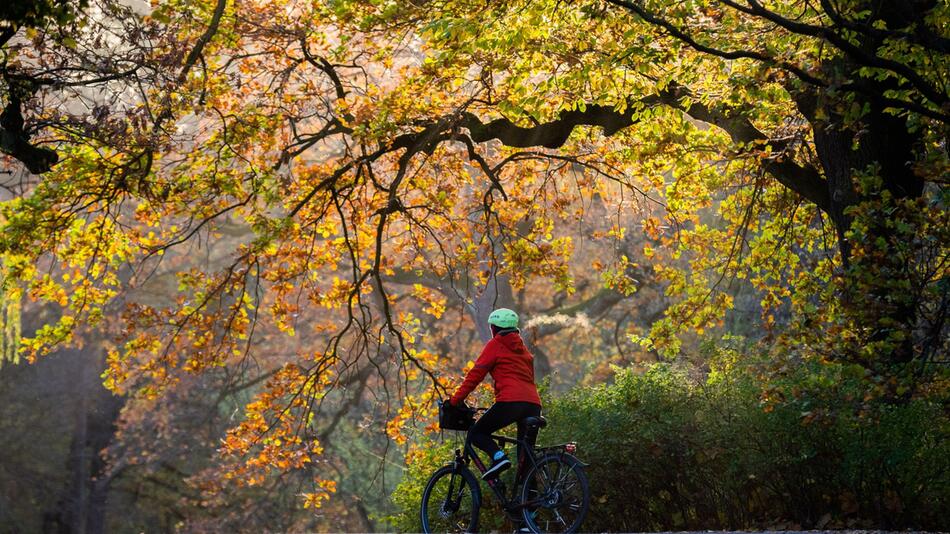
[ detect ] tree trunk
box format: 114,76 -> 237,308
794,80 -> 924,367
46,347 -> 124,534
467,273 -> 553,377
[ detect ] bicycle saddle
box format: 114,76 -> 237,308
523,415 -> 547,428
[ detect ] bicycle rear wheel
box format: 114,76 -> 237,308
520,453 -> 589,533
420,465 -> 481,533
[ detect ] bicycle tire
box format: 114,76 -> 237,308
420,464 -> 481,533
519,453 -> 589,534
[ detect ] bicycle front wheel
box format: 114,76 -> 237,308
520,453 -> 589,534
420,465 -> 481,533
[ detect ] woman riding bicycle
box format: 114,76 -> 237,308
449,308 -> 542,480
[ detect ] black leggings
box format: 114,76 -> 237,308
467,401 -> 542,464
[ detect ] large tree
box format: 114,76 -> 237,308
0,0 -> 946,524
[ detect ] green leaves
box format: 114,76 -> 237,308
0,0 -> 88,28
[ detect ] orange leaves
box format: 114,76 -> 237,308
213,363 -> 338,503
29,274 -> 69,307
301,479 -> 338,509
411,284 -> 447,319
101,347 -> 132,394
270,291 -> 300,337
315,219 -> 337,239
386,390 -> 440,445
300,487 -> 336,509
319,276 -> 357,309
601,255 -> 639,296
642,217 -> 663,240
385,406 -> 413,445
409,348 -> 440,369
502,234 -> 575,292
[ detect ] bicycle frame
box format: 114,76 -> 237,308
453,432 -> 544,516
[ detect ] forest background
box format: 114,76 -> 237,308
0,0 -> 947,532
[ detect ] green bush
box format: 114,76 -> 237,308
386,437 -> 453,532
541,361 -> 950,531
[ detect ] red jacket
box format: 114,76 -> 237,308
451,331 -> 541,406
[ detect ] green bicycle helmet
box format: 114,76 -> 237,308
487,308 -> 519,329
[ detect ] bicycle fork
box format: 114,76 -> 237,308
442,449 -> 470,515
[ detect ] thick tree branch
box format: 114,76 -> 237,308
455,90 -> 833,214
0,26 -> 15,48
300,38 -> 347,100
673,89 -> 833,213
1,87 -> 58,173
460,104 -> 639,149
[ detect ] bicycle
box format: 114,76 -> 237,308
420,401 -> 590,533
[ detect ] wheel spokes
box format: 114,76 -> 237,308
525,458 -> 588,533
425,471 -> 475,533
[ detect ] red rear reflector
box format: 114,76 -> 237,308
565,442 -> 577,453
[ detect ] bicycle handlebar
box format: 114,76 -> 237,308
438,399 -> 489,412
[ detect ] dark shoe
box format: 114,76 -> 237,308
482,456 -> 511,479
